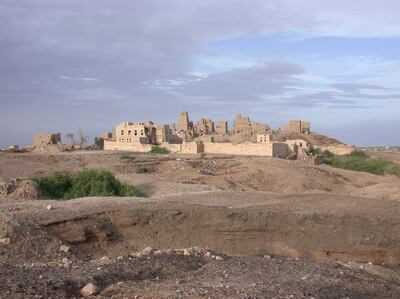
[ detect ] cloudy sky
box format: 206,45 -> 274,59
1,0 -> 399,147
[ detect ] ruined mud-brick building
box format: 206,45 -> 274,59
232,113 -> 270,138
196,118 -> 214,135
282,120 -> 311,134
104,121 -> 183,151
33,133 -> 62,147
215,121 -> 228,135
103,112 -> 289,157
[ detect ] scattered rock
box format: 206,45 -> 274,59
80,283 -> 99,297
0,177 -> 41,200
60,245 -> 70,253
0,238 -> 11,246
132,247 -> 153,258
46,205 -> 52,210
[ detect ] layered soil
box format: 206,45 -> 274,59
1,150 -> 400,298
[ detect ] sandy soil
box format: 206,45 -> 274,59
1,150 -> 400,200
1,150 -> 400,298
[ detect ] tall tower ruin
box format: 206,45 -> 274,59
178,111 -> 190,132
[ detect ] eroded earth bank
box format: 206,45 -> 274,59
1,151 -> 400,298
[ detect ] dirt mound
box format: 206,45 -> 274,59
2,151 -> 400,201
273,131 -> 342,145
32,145 -> 64,154
351,182 -> 400,201
0,177 -> 42,200
153,156 -> 400,200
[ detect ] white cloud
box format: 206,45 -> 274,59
60,75 -> 100,82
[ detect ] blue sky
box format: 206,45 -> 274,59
191,35 -> 400,145
0,0 -> 399,147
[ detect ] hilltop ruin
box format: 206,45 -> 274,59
102,112 -> 327,158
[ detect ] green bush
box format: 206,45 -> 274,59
94,137 -> 104,150
136,167 -> 150,174
315,149 -> 400,177
32,173 -> 72,199
32,170 -> 145,199
149,146 -> 170,154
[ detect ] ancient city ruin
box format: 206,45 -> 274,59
101,112 -> 320,158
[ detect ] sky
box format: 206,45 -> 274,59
0,0 -> 399,148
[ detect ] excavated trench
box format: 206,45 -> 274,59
37,195 -> 400,265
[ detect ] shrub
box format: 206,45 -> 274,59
32,173 -> 72,199
32,170 -> 145,199
315,149 -> 400,177
136,167 -> 150,174
347,150 -> 369,159
383,162 -> 400,177
94,137 -> 104,150
149,146 -> 170,154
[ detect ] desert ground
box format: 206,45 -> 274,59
1,150 -> 400,298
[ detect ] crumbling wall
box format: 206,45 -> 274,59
161,143 -> 181,153
101,132 -> 113,140
196,118 -> 214,135
232,113 -> 269,139
33,133 -> 61,147
285,139 -> 310,151
215,121 -> 228,135
282,120 -> 311,134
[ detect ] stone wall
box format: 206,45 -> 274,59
104,140 -> 152,152
105,139 -> 289,157
180,142 -> 201,154
202,142 -> 288,157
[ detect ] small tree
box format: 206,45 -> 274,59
94,137 -> 104,150
66,133 -> 75,144
78,129 -> 88,146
